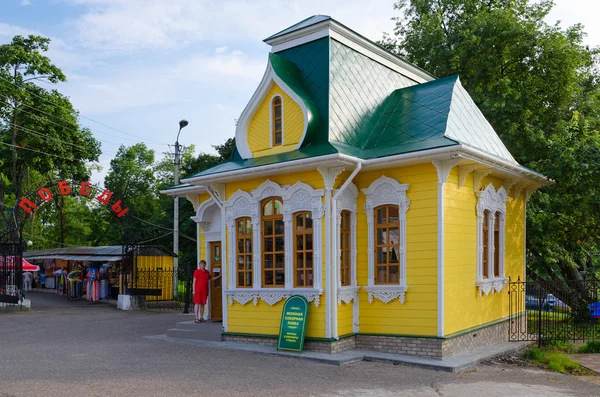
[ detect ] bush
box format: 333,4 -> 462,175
525,348 -> 545,362
546,353 -> 580,373
545,340 -> 575,353
578,340 -> 600,354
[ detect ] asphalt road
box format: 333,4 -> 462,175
0,292 -> 598,397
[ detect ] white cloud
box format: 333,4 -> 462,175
215,46 -> 228,54
21,0 -> 32,6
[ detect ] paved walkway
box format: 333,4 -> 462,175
1,306 -> 599,396
569,354 -> 600,373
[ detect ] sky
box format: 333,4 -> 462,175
1,0 -> 598,185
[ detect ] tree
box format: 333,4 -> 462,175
383,0 -> 600,280
0,35 -> 101,237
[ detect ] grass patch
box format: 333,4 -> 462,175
524,347 -> 581,374
578,340 -> 600,353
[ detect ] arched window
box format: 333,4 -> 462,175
294,212 -> 313,287
374,205 -> 400,284
236,217 -> 253,288
272,96 -> 282,146
262,198 -> 284,287
340,210 -> 351,287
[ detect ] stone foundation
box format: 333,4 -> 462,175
223,320 -> 509,358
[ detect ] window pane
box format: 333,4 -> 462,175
237,221 -> 244,234
245,239 -> 252,254
238,239 -> 244,254
296,214 -> 304,228
377,247 -> 387,264
264,220 -> 273,235
389,265 -> 399,283
377,207 -> 387,224
246,220 -> 253,234
377,227 -> 386,245
238,273 -> 244,287
306,253 -> 313,269
263,201 -> 273,216
275,119 -> 282,131
306,233 -> 313,250
237,256 -> 244,269
265,271 -> 274,285
389,247 -> 399,263
296,235 -> 304,250
388,206 -> 399,223
296,270 -> 304,286
275,219 -> 284,234
275,132 -> 282,145
306,270 -> 313,286
264,237 -> 273,253
273,97 -> 281,105
296,252 -> 304,268
389,228 -> 399,246
275,270 -> 285,285
376,266 -> 387,284
275,254 -> 285,268
305,214 -> 313,229
264,255 -> 273,269
274,200 -> 283,215
245,272 -> 253,287
274,105 -> 281,117
246,255 -> 252,270
275,237 -> 284,252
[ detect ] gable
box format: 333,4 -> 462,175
247,82 -> 306,157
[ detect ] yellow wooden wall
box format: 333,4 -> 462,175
444,170 -> 525,335
225,170 -> 328,338
337,301 -> 354,336
353,164 -> 439,336
247,82 -> 305,158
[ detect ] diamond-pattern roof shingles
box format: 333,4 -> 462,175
329,40 -> 417,151
445,79 -> 517,164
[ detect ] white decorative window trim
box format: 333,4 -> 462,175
364,286 -> 408,304
337,286 -> 360,305
476,183 -> 508,296
226,288 -> 324,307
334,183 -> 358,304
269,94 -> 284,147
224,180 -> 324,293
362,176 -> 410,304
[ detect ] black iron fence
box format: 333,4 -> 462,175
509,277 -> 600,345
122,263 -> 193,310
0,243 -> 23,304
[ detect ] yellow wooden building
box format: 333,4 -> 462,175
163,15 -> 548,358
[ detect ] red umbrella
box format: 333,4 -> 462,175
0,257 -> 40,271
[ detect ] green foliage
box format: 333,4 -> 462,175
524,347 -> 545,362
578,340 -> 600,353
544,340 -> 575,353
385,0 -> 600,280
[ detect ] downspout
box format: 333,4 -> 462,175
206,187 -> 226,332
331,162 -> 362,339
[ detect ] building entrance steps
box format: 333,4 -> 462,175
146,332 -> 529,373
166,320 -> 223,342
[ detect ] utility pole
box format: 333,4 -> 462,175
173,119 -> 188,299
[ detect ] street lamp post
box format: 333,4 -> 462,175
173,119 -> 188,299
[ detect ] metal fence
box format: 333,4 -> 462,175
509,277 -> 600,345
0,243 -> 23,304
123,263 -> 193,310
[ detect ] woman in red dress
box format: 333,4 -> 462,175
193,260 -> 220,323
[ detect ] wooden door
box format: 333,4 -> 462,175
209,242 -> 222,321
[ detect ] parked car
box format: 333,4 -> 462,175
543,294 -> 570,312
525,295 -> 542,310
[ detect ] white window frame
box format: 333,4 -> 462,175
476,183 -> 509,296
223,180 -> 324,307
334,183 -> 359,305
362,176 -> 410,304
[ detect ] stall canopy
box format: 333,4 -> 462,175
0,257 -> 39,271
24,246 -> 125,262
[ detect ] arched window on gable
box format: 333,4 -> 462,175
272,96 -> 283,146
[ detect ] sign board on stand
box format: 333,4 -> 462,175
277,295 -> 309,352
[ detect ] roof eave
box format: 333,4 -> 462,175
159,185 -> 207,197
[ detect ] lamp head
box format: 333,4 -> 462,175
179,119 -> 189,130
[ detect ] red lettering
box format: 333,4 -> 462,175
96,189 -> 113,205
116,208 -> 129,218
58,180 -> 71,195
18,198 -> 38,214
38,187 -> 52,202
80,181 -> 92,197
